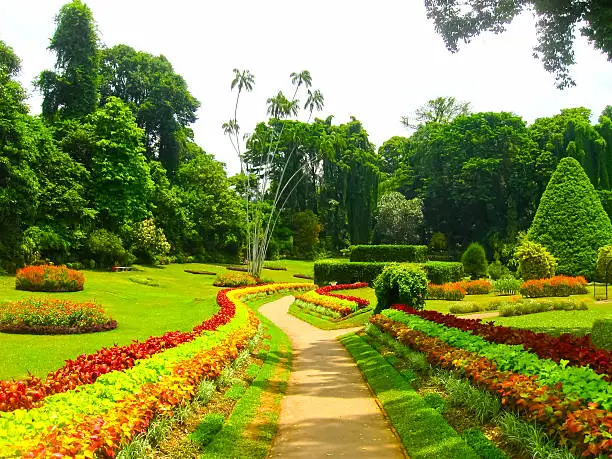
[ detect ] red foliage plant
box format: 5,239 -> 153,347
315,282 -> 370,307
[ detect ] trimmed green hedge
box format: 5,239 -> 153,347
423,261 -> 464,284
314,259 -> 387,285
350,245 -> 428,263
591,319 -> 612,350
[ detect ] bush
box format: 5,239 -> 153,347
349,245 -> 428,263
423,261 -> 464,284
595,245 -> 612,282
495,297 -> 588,317
427,283 -> 466,301
15,265 -> 85,292
0,298 -> 116,334
213,272 -> 257,287
519,275 -> 588,298
314,259 -> 387,285
591,319 -> 612,350
448,302 -> 496,314
493,277 -> 522,296
460,279 -> 492,295
528,157 -> 612,277
461,243 -> 488,278
133,219 -> 171,264
373,264 -> 428,313
515,238 -> 557,281
487,260 -> 510,280
429,232 -> 447,251
88,229 -> 131,268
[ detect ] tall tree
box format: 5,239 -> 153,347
401,96 -> 470,129
37,0 -> 100,119
99,44 -> 200,173
424,0 -> 612,88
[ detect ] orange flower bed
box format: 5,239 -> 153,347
15,265 -> 85,292
427,282 -> 466,300
520,275 -> 588,298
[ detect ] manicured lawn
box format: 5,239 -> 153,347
0,260 -> 313,380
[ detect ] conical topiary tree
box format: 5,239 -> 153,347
528,157 -> 612,277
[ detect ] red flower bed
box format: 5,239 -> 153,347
0,289 -> 236,412
427,282 -> 466,300
520,275 -> 588,298
460,279 -> 492,294
315,282 -> 370,307
372,314 -> 612,457
391,305 -> 612,381
15,265 -> 85,292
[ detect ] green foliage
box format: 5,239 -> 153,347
515,238 -> 557,280
496,298 -> 588,317
423,261 -> 464,284
492,277 -> 522,296
190,413 -> 225,448
449,302 -> 494,314
350,245 -> 428,263
88,229 -> 130,268
132,219 -> 171,264
461,243 -> 487,278
313,259 -> 387,286
595,245 -> 612,282
372,192 -> 423,244
373,264 -> 428,313
429,232 -> 447,251
213,272 -> 257,287
291,210 -> 321,259
38,0 -> 100,119
487,260 -> 509,280
591,319 -> 612,350
528,157 -> 612,277
461,428 -> 507,459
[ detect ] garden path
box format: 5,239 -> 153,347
259,296 -> 406,458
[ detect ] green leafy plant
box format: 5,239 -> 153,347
423,261 -> 464,284
350,245 -> 428,262
591,319 -> 612,350
528,157 -> 612,277
515,237 -> 557,280
492,276 -> 522,295
314,259 -> 387,285
373,264 -> 428,313
88,229 -> 131,268
213,272 -> 257,287
461,242 -> 488,278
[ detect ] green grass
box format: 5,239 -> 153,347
339,332 -> 478,459
0,260 -> 313,380
200,294 -> 292,459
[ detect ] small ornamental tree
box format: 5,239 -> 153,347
528,157 -> 612,277
515,238 -> 557,280
595,245 -> 612,282
461,242 -> 488,278
373,264 -> 428,313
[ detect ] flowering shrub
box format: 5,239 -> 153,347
133,219 -> 171,264
459,279 -> 492,295
0,298 -> 116,334
427,282 -> 466,300
294,290 -> 357,317
519,275 -> 588,298
213,272 -> 257,287
315,282 -> 370,307
15,265 -> 85,292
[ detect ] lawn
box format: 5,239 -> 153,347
0,260 -> 313,380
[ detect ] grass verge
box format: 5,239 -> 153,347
339,332 -> 478,459
288,302 -> 373,329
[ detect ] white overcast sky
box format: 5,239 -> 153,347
1,0 -> 611,174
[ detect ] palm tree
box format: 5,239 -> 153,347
304,89 -> 324,122
266,91 -> 299,119
230,69 -> 255,123
290,70 -> 312,99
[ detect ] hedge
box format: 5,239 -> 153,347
314,260 -> 388,285
423,262 -> 464,284
349,245 -> 428,262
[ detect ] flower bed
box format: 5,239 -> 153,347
389,305 -> 611,380
0,283 -> 312,413
213,272 -> 257,287
519,275 -> 588,298
0,298 -> 117,334
460,279 -> 492,295
0,282 -> 312,457
15,265 -> 85,292
371,311 -> 612,457
427,282 -> 466,300
294,282 -> 370,318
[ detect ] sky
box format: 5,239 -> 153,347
1,0 -> 611,174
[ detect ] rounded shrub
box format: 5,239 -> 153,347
591,319 -> 612,350
213,272 -> 257,287
461,243 -> 488,278
15,265 -> 85,292
88,229 -> 131,268
373,264 -> 428,313
528,156 -> 612,277
595,245 -> 612,282
515,238 -> 557,280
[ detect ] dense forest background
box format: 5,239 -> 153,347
1,0 -> 611,271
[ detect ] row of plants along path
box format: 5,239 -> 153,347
0,282 -> 312,457
293,282 -> 370,318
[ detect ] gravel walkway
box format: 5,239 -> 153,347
259,296 -> 406,458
